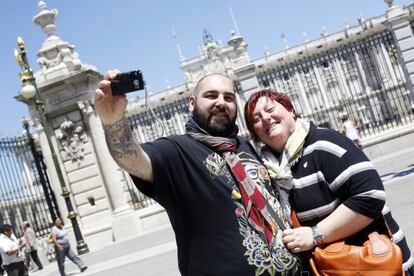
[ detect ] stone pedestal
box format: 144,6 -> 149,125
111,210 -> 144,241
386,3 -> 414,107
15,1 -> 143,252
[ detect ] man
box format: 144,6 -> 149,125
0,224 -> 26,276
95,71 -> 304,275
22,221 -> 43,271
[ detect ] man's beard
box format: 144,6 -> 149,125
193,106 -> 237,137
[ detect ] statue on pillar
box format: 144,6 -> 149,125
33,1 -> 96,82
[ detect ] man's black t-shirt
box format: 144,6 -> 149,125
131,135 -> 300,276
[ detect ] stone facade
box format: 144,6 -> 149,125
128,0 -> 414,144
15,0 -> 414,253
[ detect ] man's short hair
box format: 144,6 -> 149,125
1,224 -> 12,233
193,73 -> 232,96
23,221 -> 30,227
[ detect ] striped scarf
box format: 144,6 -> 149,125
185,116 -> 238,153
260,119 -> 310,218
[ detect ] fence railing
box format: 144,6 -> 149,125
0,132 -> 60,261
255,29 -> 414,138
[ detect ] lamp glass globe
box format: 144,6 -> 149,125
21,84 -> 36,99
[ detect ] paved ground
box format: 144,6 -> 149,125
28,146 -> 414,276
31,225 -> 179,276
382,165 -> 414,251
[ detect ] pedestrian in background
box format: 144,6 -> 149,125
340,113 -> 363,149
0,253 -> 5,276
21,221 -> 43,271
51,217 -> 87,276
0,224 -> 26,276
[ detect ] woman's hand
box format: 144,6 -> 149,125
282,226 -> 315,253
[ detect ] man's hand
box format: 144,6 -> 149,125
95,69 -> 153,182
95,70 -> 128,126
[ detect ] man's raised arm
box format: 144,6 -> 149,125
94,70 -> 153,182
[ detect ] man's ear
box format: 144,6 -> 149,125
189,95 -> 196,112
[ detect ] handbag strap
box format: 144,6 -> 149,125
380,214 -> 394,239
290,209 -> 301,228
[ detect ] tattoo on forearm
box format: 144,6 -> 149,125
129,168 -> 144,178
104,117 -> 138,156
103,117 -> 142,161
103,118 -> 148,178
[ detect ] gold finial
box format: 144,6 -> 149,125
15,36 -> 30,71
14,49 -> 23,68
17,36 -> 25,48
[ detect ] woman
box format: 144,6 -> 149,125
51,217 -> 87,276
340,113 -> 363,150
244,89 -> 413,275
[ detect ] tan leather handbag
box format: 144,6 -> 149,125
291,212 -> 404,276
309,231 -> 404,275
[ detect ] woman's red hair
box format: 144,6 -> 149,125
244,89 -> 298,141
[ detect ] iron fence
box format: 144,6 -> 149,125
127,96 -> 191,208
0,129 -> 60,261
255,30 -> 414,138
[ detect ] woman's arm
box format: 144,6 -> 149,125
50,233 -> 63,251
283,130 -> 381,253
283,204 -> 373,253
316,204 -> 373,244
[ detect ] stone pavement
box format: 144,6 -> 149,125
29,145 -> 414,276
31,224 -> 178,276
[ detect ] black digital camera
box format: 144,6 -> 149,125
111,70 -> 145,95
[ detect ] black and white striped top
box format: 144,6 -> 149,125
289,122 -> 413,275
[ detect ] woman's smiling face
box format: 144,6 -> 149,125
251,96 -> 296,153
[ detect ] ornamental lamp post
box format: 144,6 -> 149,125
15,36 -> 89,254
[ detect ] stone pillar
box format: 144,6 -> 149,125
234,92 -> 248,134
332,58 -> 351,98
354,51 -> 371,94
79,101 -> 129,213
385,2 -> 414,108
379,43 -> 399,86
370,44 -> 389,88
312,64 -> 331,108
294,71 -> 312,114
14,1 -> 143,251
135,124 -> 146,143
80,101 -> 143,239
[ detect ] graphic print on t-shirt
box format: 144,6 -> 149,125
203,151 -> 300,275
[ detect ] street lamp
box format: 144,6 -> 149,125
15,36 -> 89,254
22,116 -> 60,225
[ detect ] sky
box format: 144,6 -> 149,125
0,0 -> 411,135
